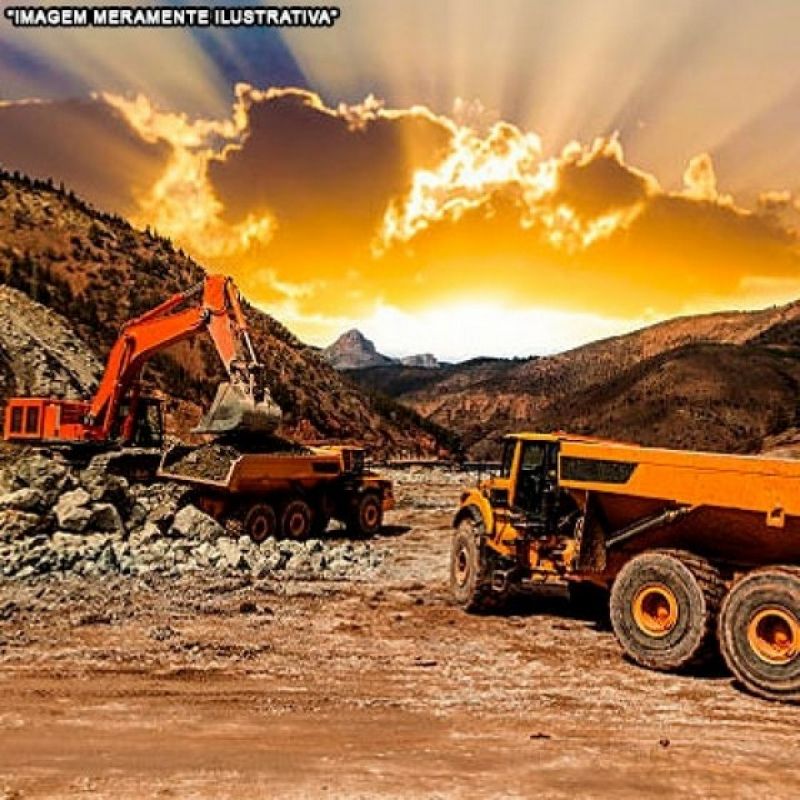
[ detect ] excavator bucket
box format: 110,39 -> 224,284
194,382 -> 282,435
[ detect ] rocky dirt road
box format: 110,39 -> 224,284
0,469 -> 798,799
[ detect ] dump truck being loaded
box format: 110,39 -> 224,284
451,432 -> 800,703
159,439 -> 394,540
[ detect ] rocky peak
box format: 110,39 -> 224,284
323,329 -> 393,370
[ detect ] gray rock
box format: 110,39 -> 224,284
286,551 -> 313,577
54,488 -> 91,532
146,501 -> 175,532
0,487 -> 47,513
13,453 -> 71,496
95,543 -> 117,573
253,549 -> 285,577
129,521 -> 161,548
0,509 -> 44,541
80,470 -> 130,512
170,505 -> 224,542
89,503 -> 125,535
128,502 -> 148,528
217,537 -> 247,570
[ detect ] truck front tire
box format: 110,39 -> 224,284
718,566 -> 800,704
610,550 -> 725,672
450,515 -> 505,613
347,492 -> 383,537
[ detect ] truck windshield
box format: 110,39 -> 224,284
500,440 -> 515,477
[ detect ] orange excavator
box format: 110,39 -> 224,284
2,274 -> 282,452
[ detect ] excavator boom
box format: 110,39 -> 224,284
3,274 -> 281,445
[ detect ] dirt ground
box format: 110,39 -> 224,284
0,470 -> 798,799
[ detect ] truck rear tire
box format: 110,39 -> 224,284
281,498 -> 313,540
718,567 -> 800,704
243,503 -> 277,544
450,515 -> 505,614
347,492 -> 383,537
610,550 -> 725,672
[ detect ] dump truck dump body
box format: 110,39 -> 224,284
559,439 -> 800,570
451,432 -> 800,703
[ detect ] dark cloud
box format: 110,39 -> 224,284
553,149 -> 650,219
0,98 -> 170,215
208,90 -> 453,251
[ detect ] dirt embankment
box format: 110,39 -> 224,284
0,285 -> 101,403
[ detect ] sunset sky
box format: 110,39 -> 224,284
1,0 -> 800,360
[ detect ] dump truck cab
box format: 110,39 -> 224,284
453,434 -> 579,599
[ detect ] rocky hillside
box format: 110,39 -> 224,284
0,284 -> 103,401
0,172 -> 452,456
351,305 -> 800,457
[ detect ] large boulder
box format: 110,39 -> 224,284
12,452 -> 73,503
0,487 -> 48,513
169,505 -> 225,542
53,488 -> 91,533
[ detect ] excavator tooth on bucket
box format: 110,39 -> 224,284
194,381 -> 282,435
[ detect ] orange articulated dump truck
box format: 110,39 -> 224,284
159,443 -> 394,540
451,432 -> 800,703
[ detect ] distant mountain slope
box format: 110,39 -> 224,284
0,172 -> 452,456
347,300 -> 800,457
535,342 -> 800,454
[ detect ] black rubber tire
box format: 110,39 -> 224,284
243,503 -> 277,544
718,566 -> 800,704
280,498 -> 314,541
347,492 -> 383,537
610,550 -> 725,672
450,514 -> 505,613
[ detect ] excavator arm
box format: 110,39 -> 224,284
87,274 -> 281,440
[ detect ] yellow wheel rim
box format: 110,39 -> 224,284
747,608 -> 799,665
633,583 -> 679,637
454,545 -> 471,587
362,503 -> 379,528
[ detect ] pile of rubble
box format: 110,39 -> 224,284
0,452 -> 385,581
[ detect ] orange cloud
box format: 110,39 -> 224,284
0,87 -> 798,350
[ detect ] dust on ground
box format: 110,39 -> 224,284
0,468 -> 798,799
